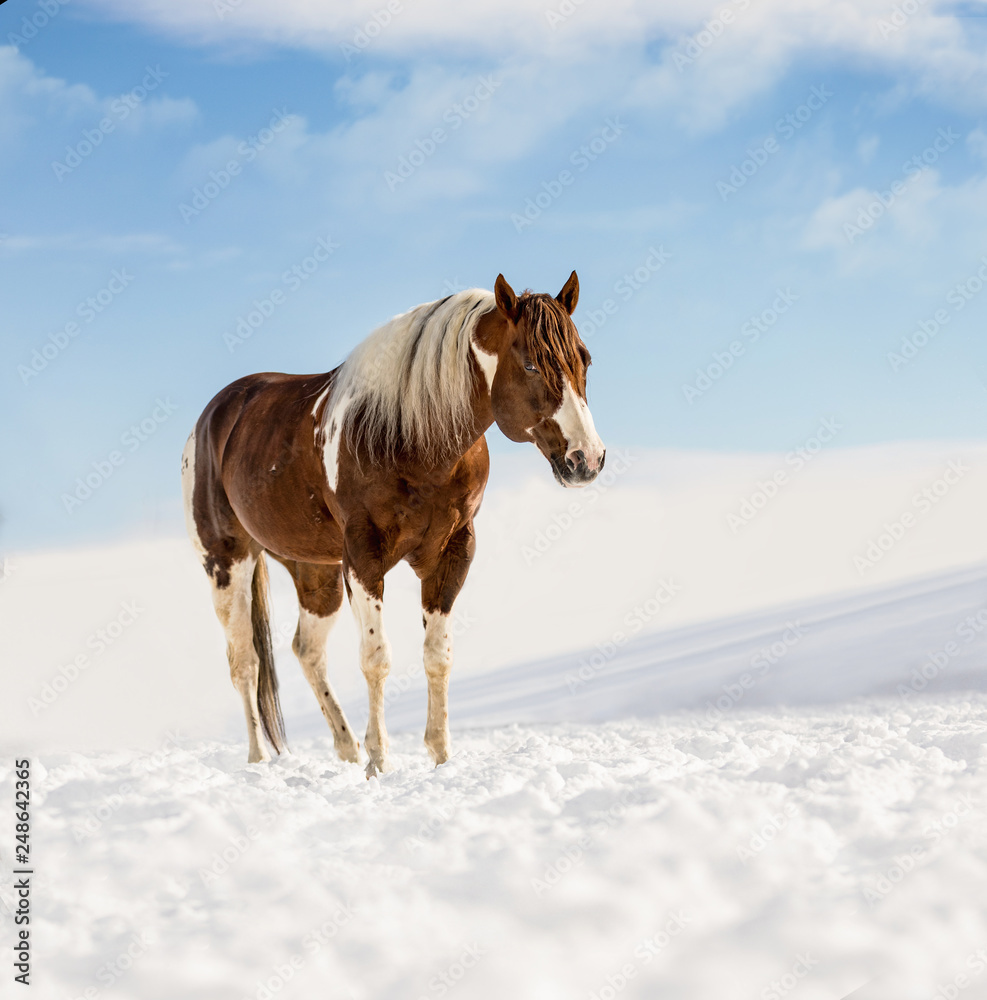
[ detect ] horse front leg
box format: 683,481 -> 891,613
420,523 -> 475,766
344,533 -> 393,778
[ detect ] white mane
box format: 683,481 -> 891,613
326,288 -> 497,461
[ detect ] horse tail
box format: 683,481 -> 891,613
251,553 -> 286,755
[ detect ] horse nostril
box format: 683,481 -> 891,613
599,449 -> 606,471
567,450 -> 585,472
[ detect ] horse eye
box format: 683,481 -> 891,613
524,361 -> 537,372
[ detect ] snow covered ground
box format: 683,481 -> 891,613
3,701 -> 987,1000
1,442 -> 986,999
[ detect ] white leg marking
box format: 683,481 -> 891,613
212,557 -> 270,764
423,610 -> 453,765
347,571 -> 392,777
293,607 -> 359,763
553,381 -> 605,472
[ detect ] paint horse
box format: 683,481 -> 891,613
182,272 -> 605,775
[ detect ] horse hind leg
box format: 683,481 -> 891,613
183,430 -> 284,764
212,554 -> 284,764
285,561 -> 359,764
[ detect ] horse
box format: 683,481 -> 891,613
181,271 -> 605,776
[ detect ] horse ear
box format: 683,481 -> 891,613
494,273 -> 520,324
557,270 -> 579,314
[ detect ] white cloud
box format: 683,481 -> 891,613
0,44 -> 197,155
801,166 -> 987,274
72,0 -> 987,134
858,135 -> 880,163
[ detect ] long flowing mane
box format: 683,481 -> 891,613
326,288 -> 497,462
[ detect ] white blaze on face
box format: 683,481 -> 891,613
553,380 -> 605,473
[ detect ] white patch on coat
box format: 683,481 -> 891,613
311,383 -> 330,419
321,392 -> 352,494
553,381 -> 605,470
181,430 -> 206,560
471,341 -> 498,392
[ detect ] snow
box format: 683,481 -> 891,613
1,442 -> 986,999
4,704 -> 987,999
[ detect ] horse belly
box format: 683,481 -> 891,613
225,454 -> 343,564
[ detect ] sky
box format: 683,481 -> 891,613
1,0 -> 987,550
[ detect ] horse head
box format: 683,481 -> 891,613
485,271 -> 605,487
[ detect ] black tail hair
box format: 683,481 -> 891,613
251,554 -> 286,754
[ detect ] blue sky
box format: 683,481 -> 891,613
2,0 -> 987,549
